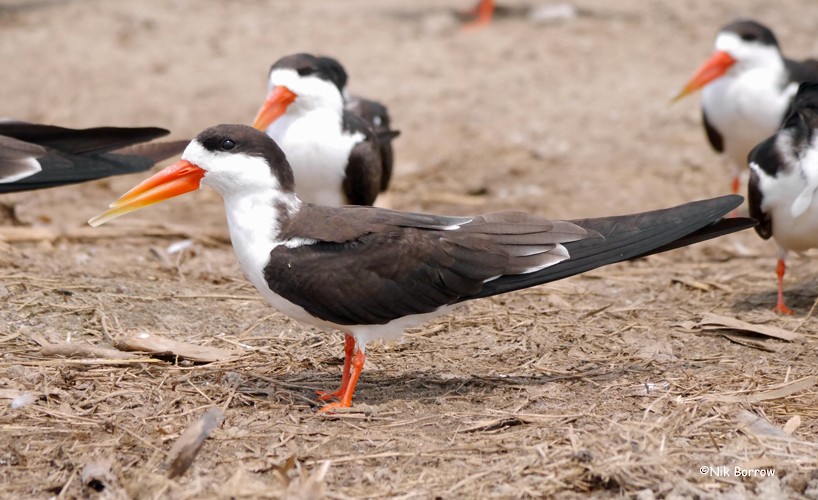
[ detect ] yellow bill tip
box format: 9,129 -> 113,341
87,159 -> 205,228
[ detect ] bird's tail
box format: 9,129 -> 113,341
470,194 -> 755,300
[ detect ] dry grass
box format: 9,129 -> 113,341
2,237 -> 817,498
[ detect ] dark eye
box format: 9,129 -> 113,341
220,139 -> 236,151
740,32 -> 758,42
297,66 -> 315,76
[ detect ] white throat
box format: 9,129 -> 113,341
221,188 -> 298,280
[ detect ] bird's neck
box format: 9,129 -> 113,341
732,51 -> 786,83
268,105 -> 344,141
292,92 -> 344,119
222,189 -> 301,277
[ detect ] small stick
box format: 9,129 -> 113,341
40,342 -> 141,360
166,407 -> 225,478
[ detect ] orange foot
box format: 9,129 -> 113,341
317,401 -> 353,414
315,389 -> 342,401
773,302 -> 794,315
317,343 -> 366,414
315,333 -> 356,401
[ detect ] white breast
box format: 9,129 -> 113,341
219,191 -> 318,325
752,143 -> 818,253
702,69 -> 795,167
266,110 -> 364,206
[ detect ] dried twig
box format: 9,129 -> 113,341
166,407 -> 225,478
703,376 -> 817,403
40,342 -> 142,360
113,331 -> 241,363
698,313 -> 803,341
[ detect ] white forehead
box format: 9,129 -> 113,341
714,31 -> 778,61
714,31 -> 745,53
268,67 -> 340,98
182,140 -> 280,194
268,68 -> 300,88
181,139 -> 219,167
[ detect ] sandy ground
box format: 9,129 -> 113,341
2,0 -> 818,498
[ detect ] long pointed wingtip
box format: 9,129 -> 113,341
720,193 -> 745,210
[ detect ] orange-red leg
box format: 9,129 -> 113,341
318,348 -> 365,413
316,334 -> 356,401
726,175 -> 742,217
774,258 -> 794,315
730,175 -> 740,195
463,0 -> 494,29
